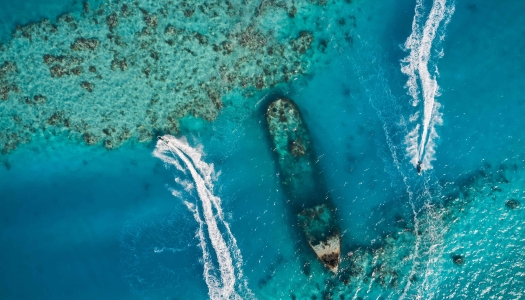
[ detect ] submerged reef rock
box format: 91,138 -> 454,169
267,98 -> 341,272
452,254 -> 464,266
80,81 -> 95,92
0,61 -> 18,100
505,199 -> 519,209
70,38 -> 100,51
0,0 -> 356,153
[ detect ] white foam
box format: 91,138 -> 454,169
153,135 -> 252,299
184,201 -> 224,299
409,111 -> 420,123
352,41 -> 448,299
401,0 -> 455,170
174,178 -> 195,192
153,246 -> 189,253
421,103 -> 443,170
405,125 -> 421,167
169,188 -> 183,199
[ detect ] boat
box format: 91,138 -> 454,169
266,98 -> 341,273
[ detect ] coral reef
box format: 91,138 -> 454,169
0,0 -> 356,152
257,161 -> 525,299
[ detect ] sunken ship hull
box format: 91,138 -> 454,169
266,98 -> 341,273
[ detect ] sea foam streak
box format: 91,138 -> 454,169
352,41 -> 447,299
153,135 -> 252,299
401,0 -> 454,170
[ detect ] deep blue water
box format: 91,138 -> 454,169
1,0 -> 525,299
0,0 -> 90,42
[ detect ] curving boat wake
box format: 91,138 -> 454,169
401,0 -> 455,172
153,135 -> 253,300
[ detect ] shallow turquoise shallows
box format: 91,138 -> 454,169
1,0 -> 524,299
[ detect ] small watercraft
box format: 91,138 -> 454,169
157,136 -> 168,144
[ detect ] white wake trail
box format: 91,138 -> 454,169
401,0 -> 455,170
351,40 -> 448,299
153,135 -> 252,300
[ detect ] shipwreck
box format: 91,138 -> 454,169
266,97 -> 341,273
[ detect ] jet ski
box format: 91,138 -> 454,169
157,136 -> 168,144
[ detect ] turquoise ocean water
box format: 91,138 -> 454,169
1,0 -> 524,299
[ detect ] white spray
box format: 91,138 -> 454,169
352,39 -> 448,298
401,0 -> 455,170
153,135 -> 252,300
